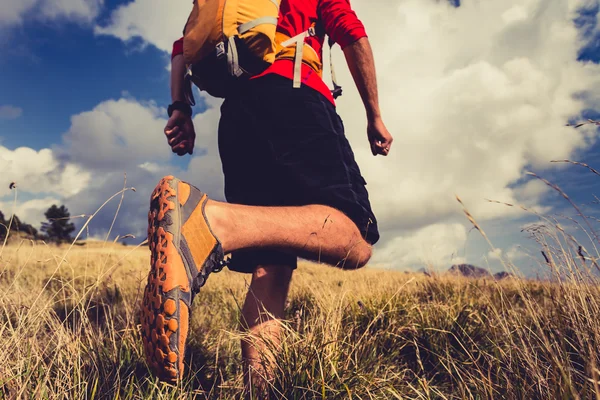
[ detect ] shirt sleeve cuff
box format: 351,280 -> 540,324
337,29 -> 367,50
172,37 -> 184,60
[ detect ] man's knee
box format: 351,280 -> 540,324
339,240 -> 372,270
252,264 -> 294,288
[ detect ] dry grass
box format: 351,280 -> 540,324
1,232 -> 599,399
1,170 -> 600,399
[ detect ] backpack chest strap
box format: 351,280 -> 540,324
238,16 -> 278,35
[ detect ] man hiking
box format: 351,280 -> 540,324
140,0 -> 393,390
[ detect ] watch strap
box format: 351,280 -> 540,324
168,101 -> 192,118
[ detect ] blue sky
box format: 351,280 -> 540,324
2,0 -> 600,277
0,7 -> 170,149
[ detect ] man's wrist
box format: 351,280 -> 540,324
168,101 -> 192,118
367,110 -> 382,123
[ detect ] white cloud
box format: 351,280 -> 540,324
0,146 -> 90,198
372,223 -> 468,270
334,0 -> 600,236
94,0 -> 192,53
0,0 -> 40,27
57,91 -> 225,195
39,0 -> 101,21
138,162 -> 162,174
0,0 -> 102,27
506,245 -> 529,261
513,179 -> 551,205
58,98 -> 171,172
0,197 -> 60,230
487,248 -> 503,261
0,105 -> 22,120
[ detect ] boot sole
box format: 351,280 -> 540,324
141,175 -> 191,382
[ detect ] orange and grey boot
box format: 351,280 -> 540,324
141,175 -> 227,382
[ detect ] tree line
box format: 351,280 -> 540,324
0,204 -> 75,244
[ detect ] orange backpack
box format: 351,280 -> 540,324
181,0 -> 341,102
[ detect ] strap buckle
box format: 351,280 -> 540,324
216,42 -> 226,59
212,256 -> 231,273
331,85 -> 343,99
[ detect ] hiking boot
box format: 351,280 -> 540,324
141,175 -> 227,382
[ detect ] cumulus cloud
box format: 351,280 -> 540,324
487,248 -> 503,261
333,0 -> 600,233
94,0 -> 192,52
58,98 -> 171,171
512,179 -> 552,207
0,0 -> 102,27
0,105 -> 22,120
506,245 -> 529,261
0,197 -> 61,230
0,146 -> 90,198
372,223 -> 468,270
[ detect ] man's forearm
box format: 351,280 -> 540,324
343,37 -> 381,121
171,54 -> 189,103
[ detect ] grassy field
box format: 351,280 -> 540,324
1,228 -> 599,400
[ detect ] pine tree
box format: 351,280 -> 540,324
0,212 -> 38,240
41,205 -> 76,244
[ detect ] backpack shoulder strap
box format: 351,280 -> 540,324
280,25 -> 317,88
316,0 -> 343,99
328,36 -> 342,99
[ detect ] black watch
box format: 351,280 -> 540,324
167,101 -> 192,118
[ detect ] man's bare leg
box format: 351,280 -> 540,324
240,265 -> 294,395
200,195 -> 371,393
205,201 -> 373,269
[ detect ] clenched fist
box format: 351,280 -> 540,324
164,110 -> 196,156
367,118 -> 393,156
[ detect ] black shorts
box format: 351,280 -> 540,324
217,74 -> 379,273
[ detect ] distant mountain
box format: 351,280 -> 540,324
448,264 -> 492,279
493,271 -> 515,281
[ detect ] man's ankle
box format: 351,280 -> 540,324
204,200 -> 231,253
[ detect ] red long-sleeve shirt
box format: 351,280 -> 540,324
172,0 -> 367,105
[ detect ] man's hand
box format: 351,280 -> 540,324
367,118 -> 393,156
164,110 -> 195,156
